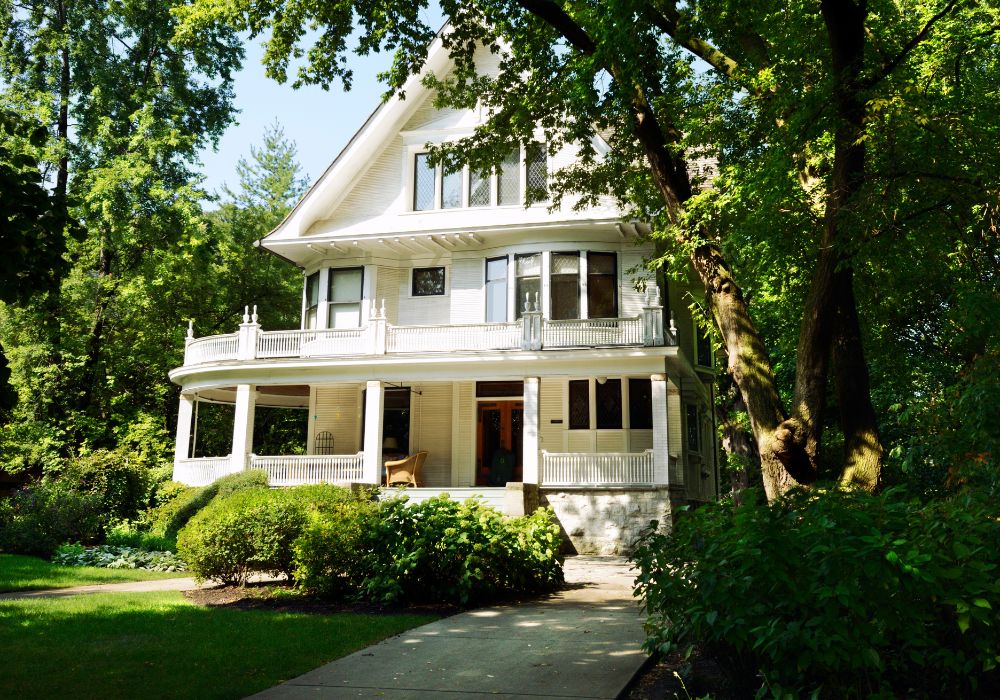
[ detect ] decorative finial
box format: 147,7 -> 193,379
533,292 -> 539,312
652,286 -> 661,305
380,299 -> 387,319
523,292 -> 530,313
242,305 -> 250,323
251,305 -> 258,324
669,311 -> 677,333
186,320 -> 194,338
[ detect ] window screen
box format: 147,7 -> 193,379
327,267 -> 363,328
550,252 -> 580,320
587,252 -> 618,318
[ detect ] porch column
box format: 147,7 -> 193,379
651,374 -> 670,486
231,384 -> 256,473
362,380 -> 384,484
174,393 -> 195,463
522,377 -> 540,484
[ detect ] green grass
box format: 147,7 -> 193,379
0,591 -> 438,698
0,554 -> 191,593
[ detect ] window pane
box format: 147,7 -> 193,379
686,404 -> 700,450
696,331 -> 712,367
442,167 -> 462,209
551,252 -> 579,274
329,302 -> 361,329
515,253 -> 541,318
526,143 -> 547,203
596,379 -> 623,429
476,381 -> 524,397
306,272 -> 320,307
569,380 -> 589,429
486,257 -> 507,322
412,267 -> 446,296
516,253 -> 540,276
307,307 -> 318,330
628,378 -> 653,429
470,169 -> 490,206
498,149 -> 521,205
486,256 -> 507,282
587,252 -> 617,318
329,268 -> 363,303
550,253 -> 580,320
413,153 -> 435,211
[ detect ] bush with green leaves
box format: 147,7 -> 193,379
59,449 -> 153,526
292,496 -> 380,597
177,487 -> 308,585
105,520 -> 179,553
633,488 -> 1000,698
53,543 -> 187,572
0,480 -> 105,556
359,495 -> 564,605
146,469 -> 269,539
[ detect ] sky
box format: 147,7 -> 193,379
196,37 -> 394,202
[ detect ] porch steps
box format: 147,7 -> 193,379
378,486 -> 507,511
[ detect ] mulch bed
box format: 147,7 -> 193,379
625,647 -> 739,700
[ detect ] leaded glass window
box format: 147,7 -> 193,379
469,169 -> 490,207
526,143 -> 548,203
515,253 -> 541,319
413,153 -> 435,211
550,252 -> 580,320
442,167 -> 462,209
498,149 -> 521,205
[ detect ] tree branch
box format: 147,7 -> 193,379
647,1 -> 742,79
513,0 -> 595,55
864,0 -> 962,89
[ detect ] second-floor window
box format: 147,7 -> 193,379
515,253 -> 541,318
328,267 -> 363,328
550,252 -> 580,320
587,252 -> 618,318
305,272 -> 320,329
485,256 -> 508,323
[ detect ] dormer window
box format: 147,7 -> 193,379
411,144 -> 547,211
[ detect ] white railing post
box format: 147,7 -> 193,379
370,299 -> 387,355
651,374 -> 670,486
523,378 -> 540,484
643,287 -> 664,346
520,292 -> 542,350
362,381 -> 384,484
231,384 -> 256,474
237,305 -> 261,360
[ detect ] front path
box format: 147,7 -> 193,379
250,556 -> 648,700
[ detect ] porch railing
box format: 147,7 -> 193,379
173,456 -> 234,487
257,328 -> 369,358
541,450 -> 655,487
183,333 -> 239,365
250,453 -> 364,487
386,321 -> 521,353
542,317 -> 644,348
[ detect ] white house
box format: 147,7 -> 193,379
168,35 -> 718,554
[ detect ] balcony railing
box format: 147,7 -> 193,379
181,302 -> 673,367
541,450 -> 655,487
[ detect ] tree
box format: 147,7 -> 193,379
175,0 -> 1000,499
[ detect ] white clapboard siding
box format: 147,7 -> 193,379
450,258 -> 483,324
538,378 -> 564,453
566,430 -> 596,453
313,385 -> 361,454
629,429 -> 654,451
410,382 -> 453,487
375,266 -> 401,324
397,264 -> 451,326
321,140 -> 405,229
668,384 -> 682,459
596,430 -> 627,453
451,381 -> 476,486
620,250 -> 654,317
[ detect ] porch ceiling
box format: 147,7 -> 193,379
195,384 -> 310,408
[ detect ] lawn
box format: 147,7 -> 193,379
0,591 -> 438,698
0,554 -> 191,593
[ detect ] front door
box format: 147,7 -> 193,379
476,401 -> 523,486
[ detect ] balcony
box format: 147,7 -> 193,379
182,300 -> 673,367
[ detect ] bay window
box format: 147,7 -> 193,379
485,256 -> 508,322
515,253 -> 541,318
587,252 -> 617,318
550,252 -> 580,320
328,267 -> 364,328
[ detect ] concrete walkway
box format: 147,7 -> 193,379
250,556 -> 648,700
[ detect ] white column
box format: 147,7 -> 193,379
174,393 -> 195,463
362,380 -> 384,484
651,374 -> 670,486
523,377 -> 540,484
231,384 -> 256,473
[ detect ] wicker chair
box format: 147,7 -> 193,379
384,451 -> 428,487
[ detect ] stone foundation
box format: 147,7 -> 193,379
539,487 -> 677,555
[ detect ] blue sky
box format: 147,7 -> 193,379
196,37 -> 393,202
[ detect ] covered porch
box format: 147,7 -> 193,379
172,373 -> 685,495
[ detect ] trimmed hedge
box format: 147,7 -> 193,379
633,488 -> 1000,698
147,469 -> 269,539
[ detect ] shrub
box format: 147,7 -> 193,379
146,469 -> 269,539
53,543 -> 187,572
633,488 -> 1000,698
60,449 -> 153,525
292,497 -> 380,596
177,488 -> 307,585
105,520 -> 179,552
0,481 -> 104,556
359,495 -> 564,605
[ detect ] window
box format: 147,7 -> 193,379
441,166 -> 462,209
305,271 -> 320,330
413,153 -> 435,211
526,143 -> 548,203
568,380 -> 589,429
412,267 -> 446,296
686,404 -> 700,451
587,252 -> 618,318
596,379 -> 623,429
515,253 -> 541,318
485,256 -> 508,322
550,252 -> 580,320
498,149 -> 521,205
328,267 -> 364,328
361,388 -> 411,454
469,169 -> 491,207
696,330 -> 713,367
476,381 -> 524,397
628,378 -> 653,429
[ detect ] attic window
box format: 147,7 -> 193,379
414,153 -> 435,211
411,144 -> 548,211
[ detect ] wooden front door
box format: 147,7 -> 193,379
476,401 -> 523,486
